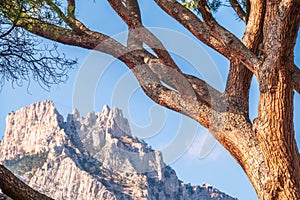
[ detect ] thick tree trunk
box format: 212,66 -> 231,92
220,62 -> 300,200
244,0 -> 300,198
251,61 -> 300,199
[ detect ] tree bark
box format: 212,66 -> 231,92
255,65 -> 300,199
246,0 -> 300,198
0,165 -> 53,200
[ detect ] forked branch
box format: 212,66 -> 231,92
154,0 -> 259,72
108,0 -> 180,73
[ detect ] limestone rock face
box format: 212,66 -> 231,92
0,101 -> 237,200
0,100 -> 64,161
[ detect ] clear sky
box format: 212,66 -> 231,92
0,1 -> 299,200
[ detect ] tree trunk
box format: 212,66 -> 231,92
244,0 -> 300,198
251,62 -> 300,199
219,61 -> 300,200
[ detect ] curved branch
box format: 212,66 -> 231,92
135,63 -> 266,187
0,0 -> 22,38
107,0 -> 140,28
8,12 -> 128,60
197,0 -> 215,24
0,23 -> 15,38
154,0 -> 259,72
108,0 -> 194,99
108,0 -> 179,73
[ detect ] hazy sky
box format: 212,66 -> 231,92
0,1 -> 299,200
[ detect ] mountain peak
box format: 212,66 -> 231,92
0,100 -> 64,161
71,108 -> 80,119
0,101 -> 237,200
101,105 -> 110,115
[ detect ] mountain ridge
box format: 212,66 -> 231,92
0,100 -> 237,200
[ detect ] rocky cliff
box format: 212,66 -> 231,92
0,101 -> 237,200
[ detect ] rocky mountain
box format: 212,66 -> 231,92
0,101 -> 237,200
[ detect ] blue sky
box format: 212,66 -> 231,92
0,1 -> 299,200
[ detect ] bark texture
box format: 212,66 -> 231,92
0,165 -> 53,200
0,0 -> 300,199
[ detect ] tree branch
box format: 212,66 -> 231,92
131,62 -> 218,129
107,0 -> 140,28
108,0 -> 195,98
13,14 -> 143,71
228,0 -> 247,22
154,0 -> 260,73
242,0 -> 264,51
224,0 -> 264,115
184,74 -> 223,108
108,0 -> 179,72
44,0 -> 88,34
125,0 -> 143,48
0,23 -> 15,38
0,165 -> 53,200
67,0 -> 75,19
0,0 -> 22,38
1,4 -> 128,61
245,0 -> 250,22
140,68 -> 264,183
197,0 -> 215,24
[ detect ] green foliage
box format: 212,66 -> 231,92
68,5 -> 75,17
180,0 -> 222,12
0,1 -> 77,90
181,0 -> 200,9
4,151 -> 49,176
